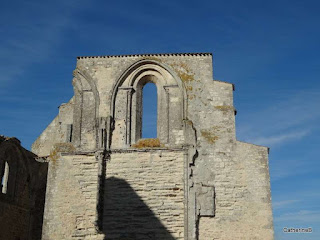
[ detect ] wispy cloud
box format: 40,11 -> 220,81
0,0 -> 87,86
275,210 -> 320,223
249,129 -> 310,146
237,90 -> 320,147
271,158 -> 310,181
236,89 -> 320,185
273,200 -> 301,209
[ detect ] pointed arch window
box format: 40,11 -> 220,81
1,161 -> 9,194
111,60 -> 185,148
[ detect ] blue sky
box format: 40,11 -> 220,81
1,0 -> 319,239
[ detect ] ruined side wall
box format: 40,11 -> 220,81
32,116 -> 61,156
183,79 -> 238,239
104,150 -> 185,239
32,98 -> 74,157
199,141 -> 274,240
0,136 -> 48,240
42,154 -> 103,240
0,202 -> 30,239
0,151 -> 32,240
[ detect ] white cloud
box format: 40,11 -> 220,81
248,129 -> 310,146
273,200 -> 301,209
275,210 -> 320,223
271,158 -> 307,181
237,90 -> 320,147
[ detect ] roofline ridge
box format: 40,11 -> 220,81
77,52 -> 212,59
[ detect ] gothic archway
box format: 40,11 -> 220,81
110,60 -> 187,148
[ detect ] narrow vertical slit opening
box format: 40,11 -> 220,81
142,82 -> 157,139
1,161 -> 9,194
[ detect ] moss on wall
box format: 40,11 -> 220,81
132,138 -> 162,148
200,126 -> 222,144
169,62 -> 195,83
200,130 -> 219,144
215,105 -> 234,111
48,149 -> 59,164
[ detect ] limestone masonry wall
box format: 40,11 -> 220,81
42,153 -> 103,240
33,53 -> 273,240
198,141 -> 273,240
104,150 -> 185,239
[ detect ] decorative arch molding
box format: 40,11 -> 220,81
111,60 -> 187,118
72,68 -> 100,112
72,68 -> 100,150
110,60 -> 187,148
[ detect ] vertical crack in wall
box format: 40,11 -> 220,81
184,119 -> 201,240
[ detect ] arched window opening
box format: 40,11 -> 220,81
142,82 -> 157,139
1,161 -> 9,194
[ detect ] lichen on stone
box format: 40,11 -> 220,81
186,86 -> 193,91
200,130 -> 219,144
188,94 -> 196,100
214,105 -> 234,111
48,149 -> 59,164
169,62 -> 195,83
132,138 -> 162,148
53,142 -> 76,153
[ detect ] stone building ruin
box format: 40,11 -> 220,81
31,53 -> 274,239
0,136 -> 48,240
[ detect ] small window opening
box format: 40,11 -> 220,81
142,83 -> 157,138
67,124 -> 73,142
1,161 -> 9,194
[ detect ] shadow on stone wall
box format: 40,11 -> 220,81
0,137 -> 48,240
101,177 -> 176,240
